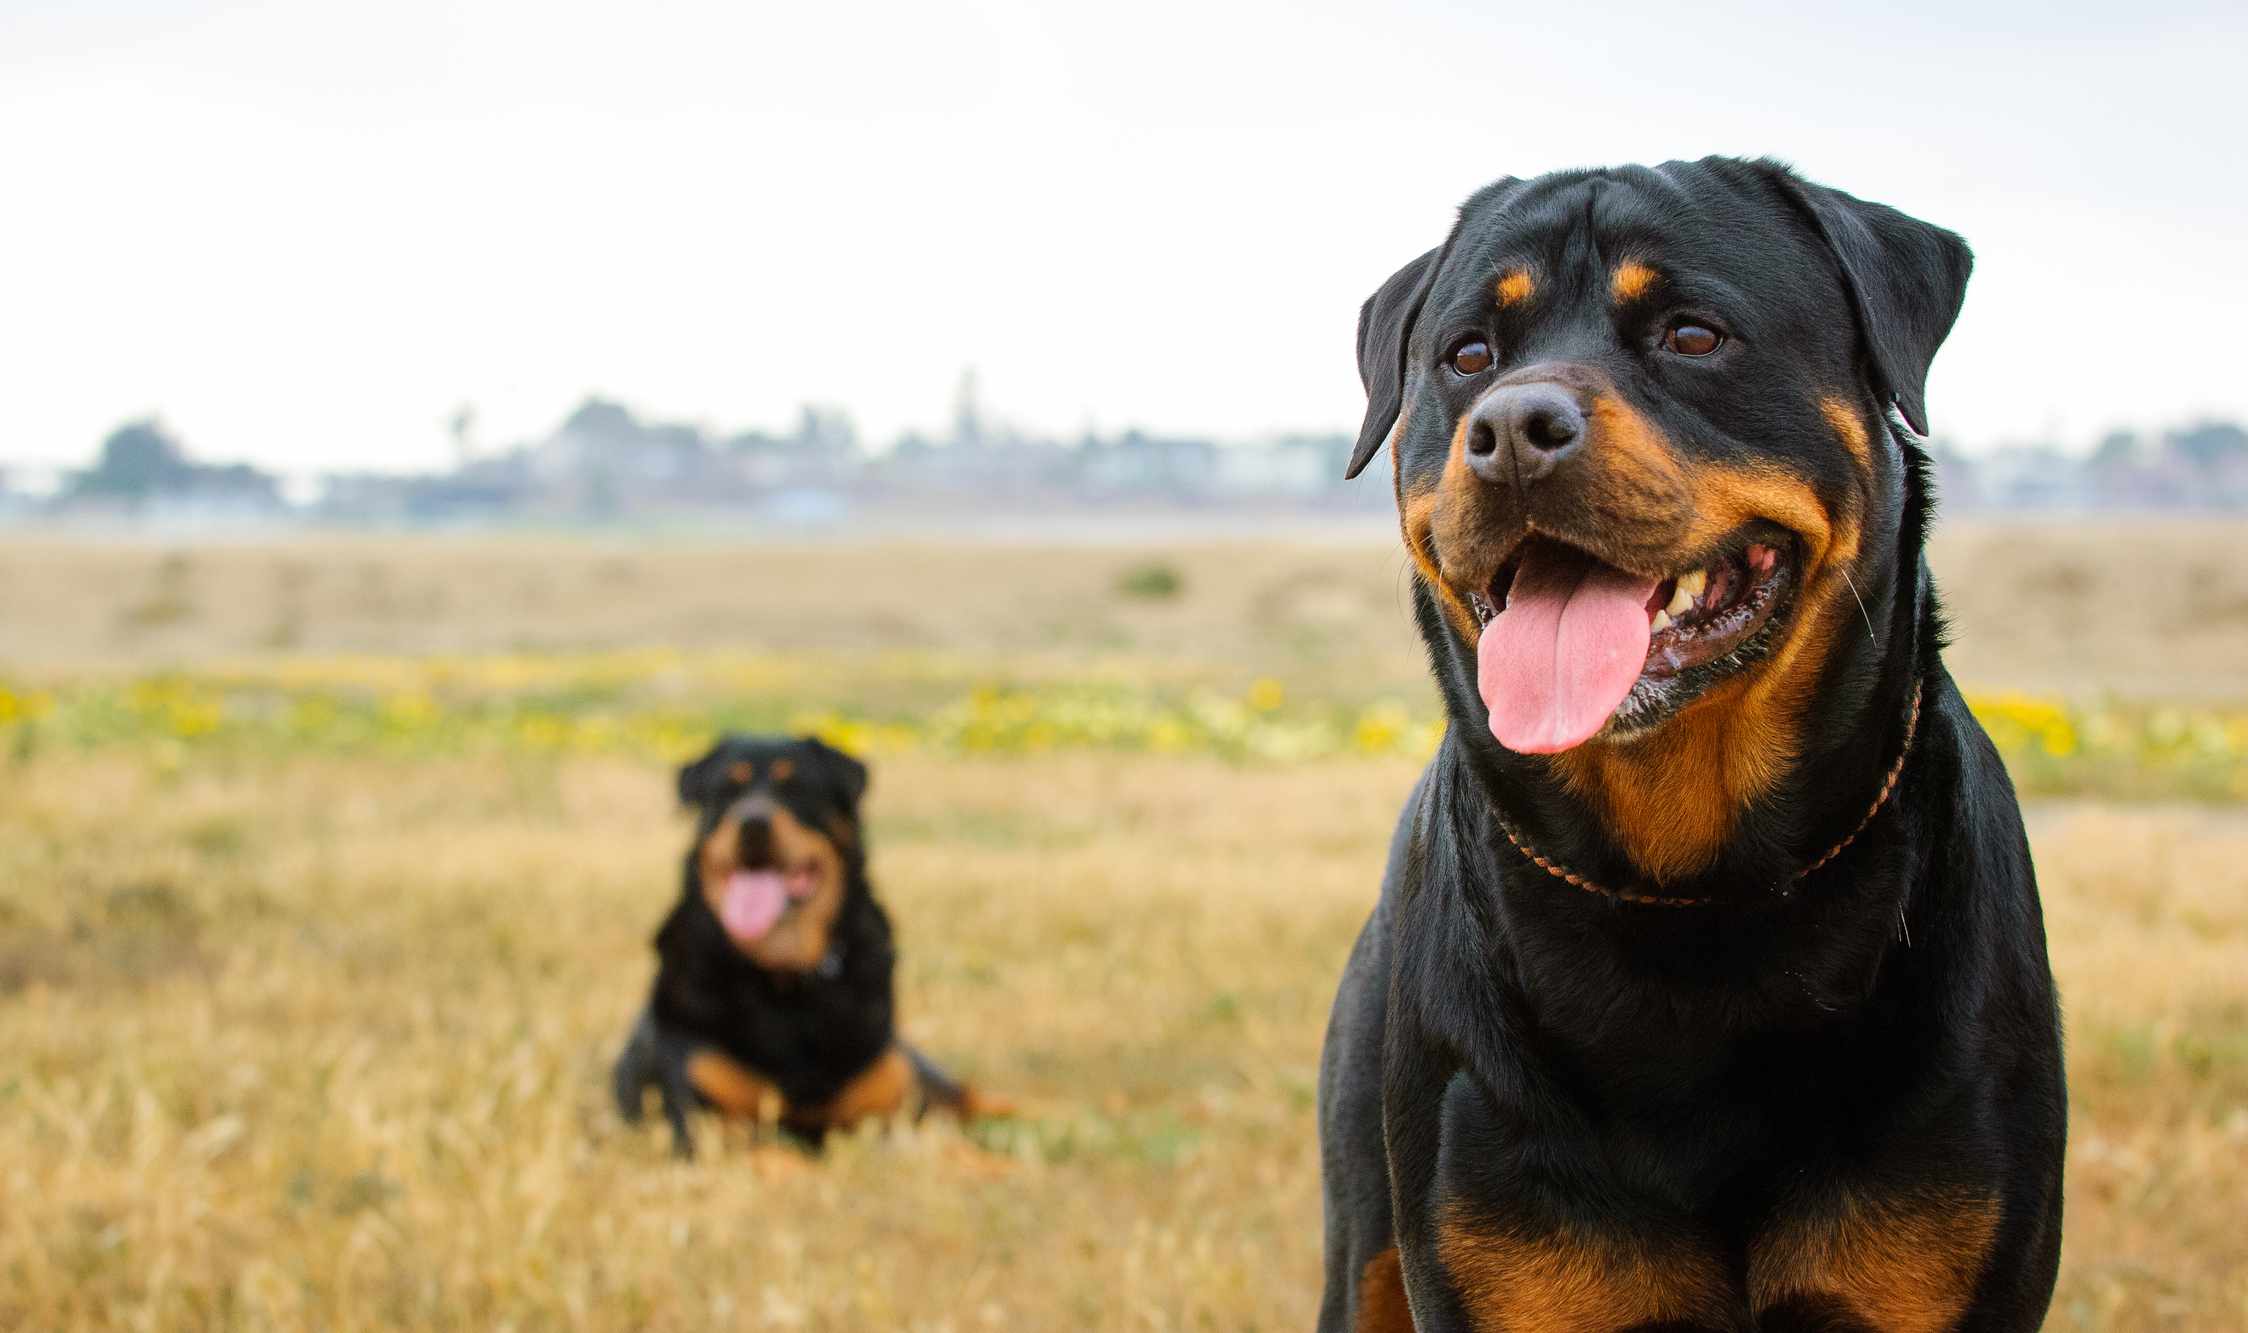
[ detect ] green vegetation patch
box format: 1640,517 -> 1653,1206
2,654 -> 2243,802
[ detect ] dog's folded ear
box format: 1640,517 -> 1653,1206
1769,164 -> 1973,437
1346,178 -> 1518,481
800,736 -> 870,810
1344,246 -> 1443,480
675,737 -> 738,807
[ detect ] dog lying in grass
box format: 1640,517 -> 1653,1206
613,733 -> 1005,1156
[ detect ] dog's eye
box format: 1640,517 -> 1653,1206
1663,322 -> 1723,357
1450,339 -> 1494,376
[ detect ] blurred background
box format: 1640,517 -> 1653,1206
3,2 -> 2244,1329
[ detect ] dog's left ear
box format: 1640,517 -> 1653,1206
800,736 -> 869,810
1344,246 -> 1442,480
1772,166 -> 1973,437
675,737 -> 738,807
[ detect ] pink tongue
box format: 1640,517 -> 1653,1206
719,870 -> 788,944
1478,545 -> 1660,754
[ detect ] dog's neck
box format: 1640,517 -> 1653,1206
1489,677 -> 1923,907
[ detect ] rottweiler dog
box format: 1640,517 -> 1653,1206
1316,158 -> 2065,1331
613,733 -> 1001,1156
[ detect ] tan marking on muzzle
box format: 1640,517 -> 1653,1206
1392,401 -> 1484,643
697,801 -> 847,972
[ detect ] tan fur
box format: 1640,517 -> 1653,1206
1404,486 -> 1480,644
1548,676 -> 1782,882
802,1045 -> 915,1129
1394,401 -> 1484,644
695,1042 -> 1011,1139
1750,1192 -> 2001,1332
1436,1203 -> 1734,1332
1579,395 -> 1695,531
1355,1246 -> 1415,1332
1820,394 -> 1873,473
1609,261 -> 1657,302
1496,269 -> 1535,307
685,1049 -> 775,1120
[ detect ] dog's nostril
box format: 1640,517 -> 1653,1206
1467,421 -> 1500,457
1522,405 -> 1581,452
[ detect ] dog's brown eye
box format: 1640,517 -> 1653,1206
1451,340 -> 1493,375
1664,323 -> 1722,357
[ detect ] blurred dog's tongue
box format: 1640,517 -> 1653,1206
1478,544 -> 1660,754
719,869 -> 787,944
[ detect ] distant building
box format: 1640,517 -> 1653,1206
36,397 -> 2248,529
1078,430 -> 1217,498
1211,436 -> 1347,497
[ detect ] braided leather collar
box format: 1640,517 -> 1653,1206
1491,680 -> 1924,908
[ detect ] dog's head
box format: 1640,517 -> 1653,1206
673,733 -> 870,972
1350,158 -> 1968,881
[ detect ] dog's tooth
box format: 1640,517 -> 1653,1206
1676,568 -> 1708,601
1650,609 -> 1673,633
1665,584 -> 1694,617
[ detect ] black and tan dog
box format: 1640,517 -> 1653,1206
613,733 -> 1002,1156
1316,159 -> 2064,1331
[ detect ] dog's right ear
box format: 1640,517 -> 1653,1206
1344,247 -> 1442,480
1763,162 -> 1972,437
675,738 -> 736,808
800,736 -> 869,811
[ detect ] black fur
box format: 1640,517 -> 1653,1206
1317,159 -> 2064,1330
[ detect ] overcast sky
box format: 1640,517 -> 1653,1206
4,0 -> 2243,474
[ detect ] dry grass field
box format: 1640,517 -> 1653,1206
6,517 -> 2248,698
3,522 -> 2245,1330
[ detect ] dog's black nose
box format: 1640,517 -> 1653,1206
734,810 -> 774,866
1464,382 -> 1586,488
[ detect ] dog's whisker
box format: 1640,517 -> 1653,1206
1841,567 -> 1878,649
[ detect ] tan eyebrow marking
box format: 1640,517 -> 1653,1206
1610,261 -> 1658,302
1495,269 -> 1534,307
